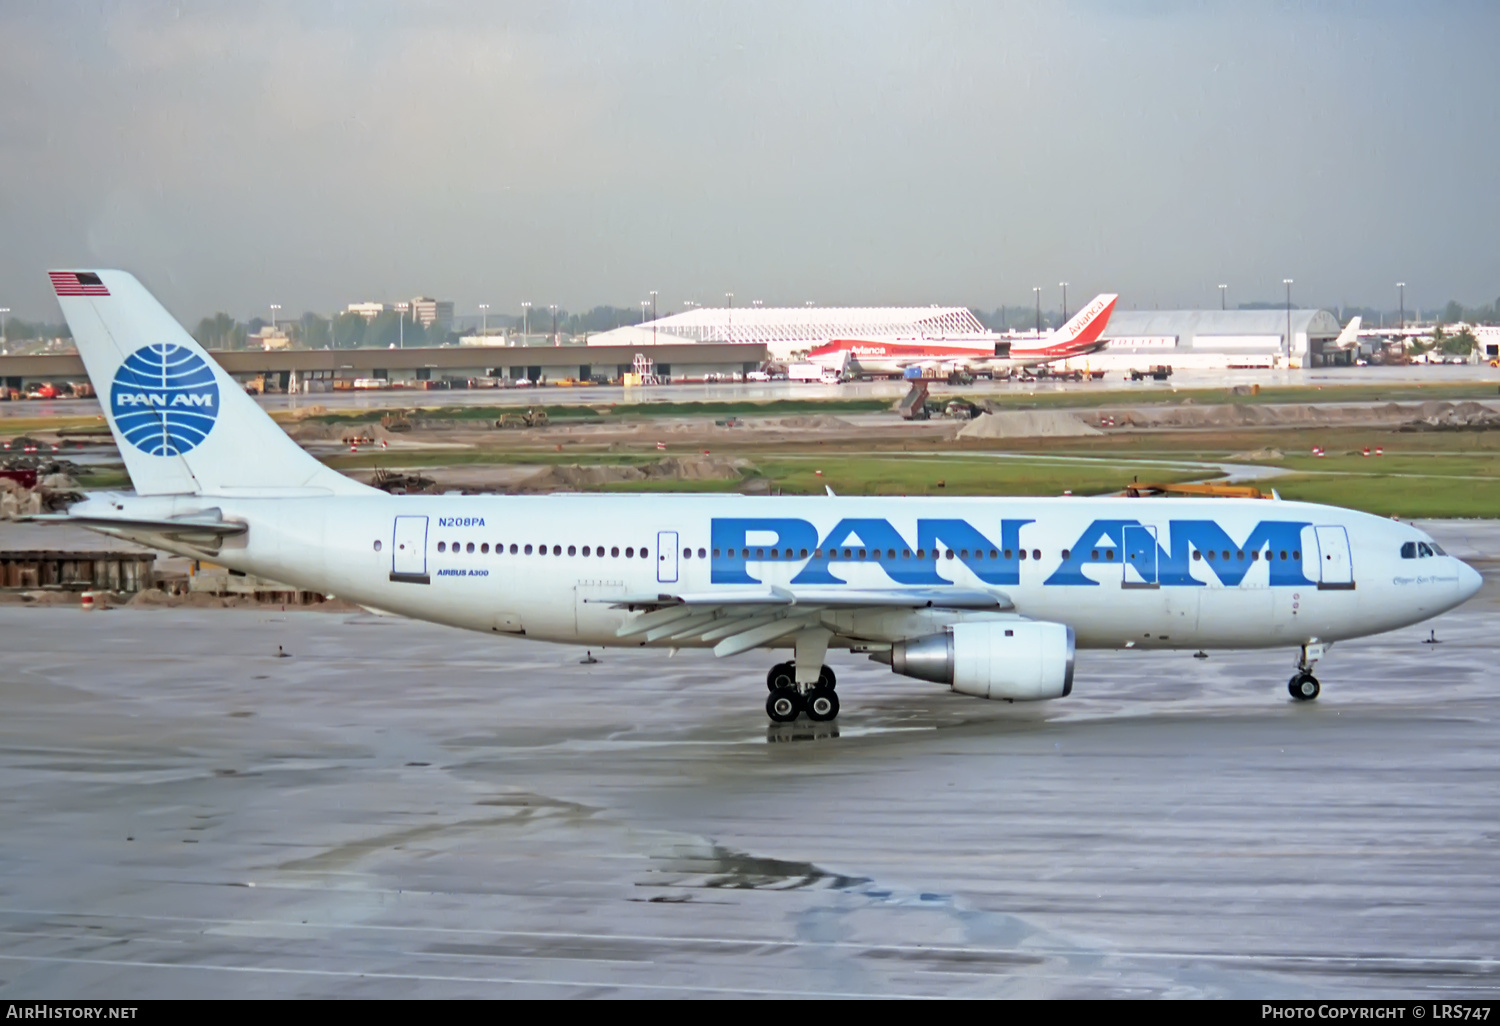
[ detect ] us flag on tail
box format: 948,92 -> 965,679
49,271 -> 110,297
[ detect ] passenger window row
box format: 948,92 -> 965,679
432,541 -> 651,559
399,540 -> 1313,564
1190,548 -> 1300,562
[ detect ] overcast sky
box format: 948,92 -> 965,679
2,1 -> 1496,322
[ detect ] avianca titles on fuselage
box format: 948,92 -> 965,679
808,293 -> 1118,376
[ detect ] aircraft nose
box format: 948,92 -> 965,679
1458,560 -> 1484,601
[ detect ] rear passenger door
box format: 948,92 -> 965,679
390,515 -> 430,584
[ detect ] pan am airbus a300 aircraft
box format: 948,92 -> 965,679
40,271 -> 1483,722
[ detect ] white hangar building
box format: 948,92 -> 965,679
586,306 -> 988,362
1059,308 -> 1346,371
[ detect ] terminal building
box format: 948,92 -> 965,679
346,297 -> 456,331
0,341 -> 769,395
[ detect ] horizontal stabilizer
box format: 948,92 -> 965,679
24,512 -> 247,552
24,513 -> 247,536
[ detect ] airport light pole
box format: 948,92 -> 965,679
725,292 -> 734,343
521,301 -> 531,346
269,303 -> 281,332
1219,284 -> 1227,310
549,304 -> 558,346
1283,279 -> 1294,359
1033,287 -> 1042,334
1397,282 -> 1406,331
0,308 -> 8,344
478,303 -> 489,337
1059,282 -> 1069,323
640,300 -> 649,326
649,290 -> 657,347
396,302 -> 409,348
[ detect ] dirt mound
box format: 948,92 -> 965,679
284,420 -> 339,441
1404,401 -> 1500,431
1094,401 -> 1500,432
513,456 -> 750,492
958,410 -> 1102,439
770,415 -> 853,430
1228,448 -> 1285,461
651,455 -> 749,480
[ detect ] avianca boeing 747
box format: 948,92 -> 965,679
35,271 -> 1482,722
806,293 -> 1118,377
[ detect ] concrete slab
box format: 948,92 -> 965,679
0,529 -> 1496,997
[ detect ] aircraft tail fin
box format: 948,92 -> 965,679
48,269 -> 369,497
1049,293 -> 1118,353
1333,315 -> 1362,350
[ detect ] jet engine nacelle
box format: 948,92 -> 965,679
890,621 -> 1075,700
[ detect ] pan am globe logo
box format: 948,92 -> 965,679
110,343 -> 220,456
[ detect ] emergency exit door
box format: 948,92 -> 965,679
657,531 -> 679,584
391,515 -> 430,584
1314,525 -> 1355,590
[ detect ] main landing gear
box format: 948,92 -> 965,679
1287,641 -> 1326,702
765,660 -> 839,724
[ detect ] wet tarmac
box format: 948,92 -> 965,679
1,529 -> 1498,997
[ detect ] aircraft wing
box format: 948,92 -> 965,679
599,587 -> 1013,658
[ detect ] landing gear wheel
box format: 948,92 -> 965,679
818,665 -> 837,690
804,686 -> 840,722
1289,673 -> 1320,701
766,687 -> 802,723
766,662 -> 795,693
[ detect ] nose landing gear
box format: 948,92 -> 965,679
1288,672 -> 1320,701
1288,641 -> 1327,702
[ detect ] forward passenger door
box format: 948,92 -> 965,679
1314,525 -> 1355,590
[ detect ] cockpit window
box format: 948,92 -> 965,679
1430,542 -> 1447,556
1401,542 -> 1417,559
1418,542 -> 1435,558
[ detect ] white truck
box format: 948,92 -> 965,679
788,362 -> 824,382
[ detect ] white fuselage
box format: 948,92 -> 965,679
76,492 -> 1481,653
